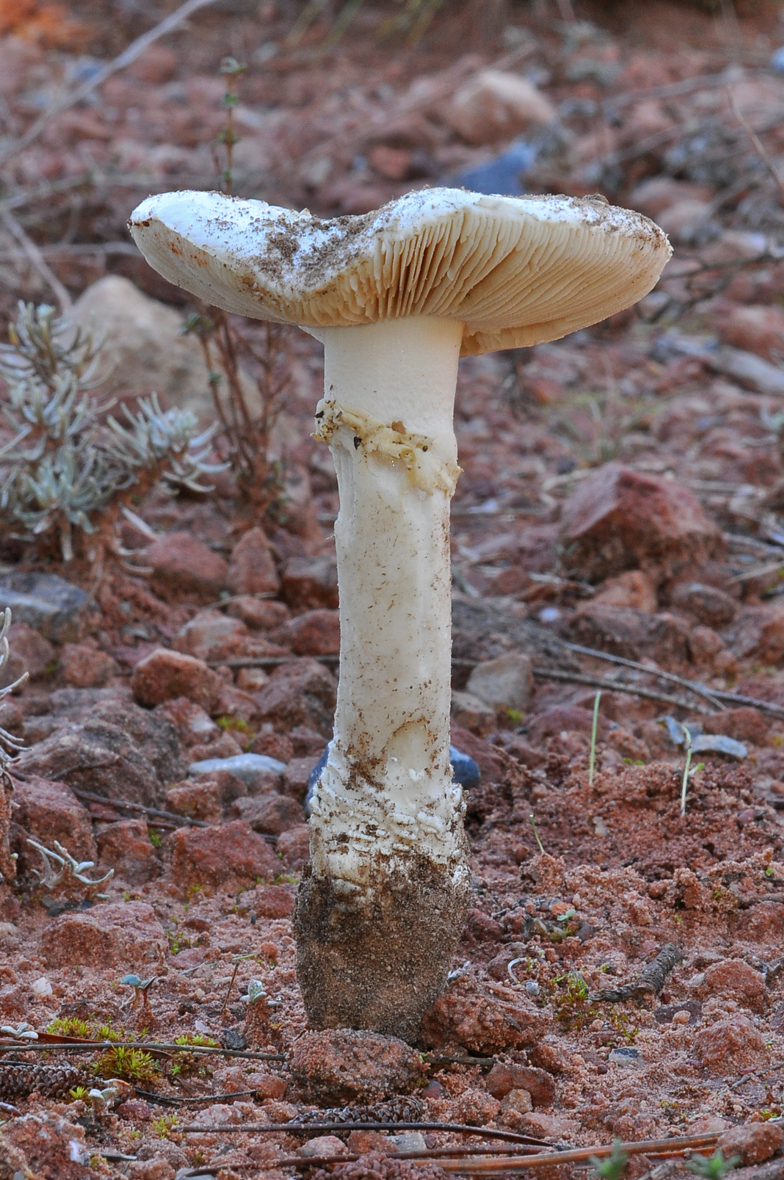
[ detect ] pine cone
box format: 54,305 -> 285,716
0,1061 -> 94,1101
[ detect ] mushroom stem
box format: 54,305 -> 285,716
295,316 -> 471,1039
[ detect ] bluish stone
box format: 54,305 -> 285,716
305,745 -> 480,813
452,140 -> 537,197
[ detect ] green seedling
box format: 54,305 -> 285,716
679,724 -> 693,816
97,1045 -> 158,1084
47,1017 -> 91,1038
530,813 -> 546,855
151,1114 -> 179,1140
686,1150 -> 741,1179
589,690 -> 601,787
68,1086 -> 90,1101
590,1139 -> 629,1180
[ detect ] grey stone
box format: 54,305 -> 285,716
0,572 -> 89,642
189,752 -> 286,786
19,699 -> 184,807
466,652 -> 533,711
69,275 -> 260,421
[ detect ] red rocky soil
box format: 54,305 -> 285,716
6,1 -> 784,1178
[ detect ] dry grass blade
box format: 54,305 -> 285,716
728,89 -> 784,206
564,642 -> 725,710
436,1131 -> 724,1174
0,212 -> 72,312
533,667 -> 715,714
0,0 -> 220,169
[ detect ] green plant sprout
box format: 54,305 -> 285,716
686,1150 -> 741,1179
96,1045 -> 158,1084
530,813 -> 546,855
680,723 -> 693,815
590,1139 -> 629,1180
589,690 -> 601,787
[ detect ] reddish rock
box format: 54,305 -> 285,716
561,462 -> 723,585
570,604 -> 692,665
527,706 -> 608,745
444,69 -> 555,145
1,1111 -> 90,1179
718,1122 -> 784,1165
144,532 -> 228,603
132,648 -> 222,712
695,1015 -> 767,1071
165,780 -> 222,823
497,1088 -> 534,1127
422,976 -> 544,1055
701,959 -> 766,1009
518,1111 -> 581,1140
283,755 -> 321,801
250,728 -> 295,762
277,823 -> 310,870
716,303 -> 784,360
484,1063 -> 556,1106
255,659 -> 337,736
272,608 -> 340,656
453,1088 -> 501,1125
13,775 -> 95,862
449,724 -> 508,781
9,622 -> 54,678
228,597 -> 290,631
290,1029 -> 423,1104
630,176 -> 713,218
703,708 -> 769,745
154,697 -> 222,749
529,1038 -> 571,1074
670,582 -> 737,628
168,819 -> 279,889
744,901 -> 784,942
592,570 -> 657,613
725,603 -> 784,664
189,768 -> 248,803
174,611 -> 250,662
226,527 -> 279,596
212,684 -> 261,726
282,555 -> 339,610
97,819 -> 160,883
250,883 -> 297,918
39,900 -> 167,967
60,642 -> 118,688
127,43 -> 177,84
233,794 -> 303,835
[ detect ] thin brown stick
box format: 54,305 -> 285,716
533,667 -> 714,714
0,1040 -> 285,1061
179,1122 -> 548,1144
1,211 -> 72,312
70,789 -> 207,829
563,642 -> 725,710
728,90 -> 784,206
0,0 -> 220,169
563,641 -> 784,720
436,1131 -> 722,1174
242,1131 -> 723,1173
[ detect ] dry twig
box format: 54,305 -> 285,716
0,0 -> 220,169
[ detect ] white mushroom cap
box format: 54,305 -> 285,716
128,187 -> 671,356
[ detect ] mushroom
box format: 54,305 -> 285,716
128,187 -> 670,1039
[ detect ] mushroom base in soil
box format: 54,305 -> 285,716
128,185 -> 671,1039
295,316 -> 471,1038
